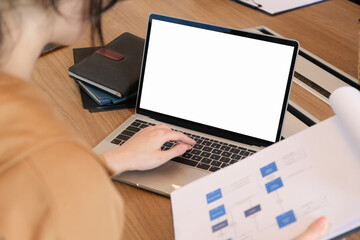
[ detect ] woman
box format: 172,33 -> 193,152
0,0 -> 328,239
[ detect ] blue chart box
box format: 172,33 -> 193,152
244,204 -> 261,217
206,188 -> 222,204
209,205 -> 226,221
260,162 -> 278,177
212,220 -> 228,232
265,177 -> 283,193
276,210 -> 297,228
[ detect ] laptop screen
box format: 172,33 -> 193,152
137,14 -> 298,146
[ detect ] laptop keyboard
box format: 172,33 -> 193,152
110,119 -> 257,172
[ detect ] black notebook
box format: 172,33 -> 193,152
72,46 -> 136,112
69,32 -> 145,98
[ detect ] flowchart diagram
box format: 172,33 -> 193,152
204,150 -> 327,240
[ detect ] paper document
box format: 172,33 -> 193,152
234,0 -> 325,15
171,87 -> 360,240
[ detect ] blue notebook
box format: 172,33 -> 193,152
75,79 -> 129,106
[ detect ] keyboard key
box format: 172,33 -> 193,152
200,152 -> 211,158
240,151 -> 250,156
135,119 -> 148,124
219,157 -> 230,163
230,148 -> 240,154
111,139 -> 121,145
209,166 -> 220,172
193,144 -> 203,150
248,150 -> 257,153
201,158 -> 211,164
220,146 -> 231,151
172,157 -> 197,167
182,153 -> 192,159
192,155 -> 202,161
212,149 -> 222,155
139,124 -> 148,128
121,130 -> 136,137
221,163 -> 229,168
203,147 -> 213,152
231,154 -> 242,160
211,143 -> 221,149
210,154 -> 220,160
191,149 -> 201,155
126,126 -> 141,132
116,134 -> 130,141
203,141 -> 212,146
230,160 -> 237,164
221,151 -> 232,157
239,150 -> 247,156
211,161 -> 221,167
196,163 -> 210,170
130,121 -> 141,127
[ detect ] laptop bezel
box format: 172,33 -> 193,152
135,13 -> 299,147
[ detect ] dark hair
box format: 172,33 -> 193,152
0,0 -> 118,48
88,0 -> 118,45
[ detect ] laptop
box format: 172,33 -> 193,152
93,14 -> 299,196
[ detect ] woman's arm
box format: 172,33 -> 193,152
101,124 -> 196,174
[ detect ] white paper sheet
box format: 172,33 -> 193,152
330,87 -> 360,149
236,0 -> 325,15
171,87 -> 360,240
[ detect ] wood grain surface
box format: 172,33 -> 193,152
30,0 -> 360,239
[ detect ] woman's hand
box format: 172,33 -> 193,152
293,217 -> 329,240
102,124 -> 196,174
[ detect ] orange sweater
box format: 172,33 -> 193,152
0,73 -> 124,240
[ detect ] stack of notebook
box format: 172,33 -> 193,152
68,32 -> 144,112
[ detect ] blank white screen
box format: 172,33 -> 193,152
140,20 -> 294,142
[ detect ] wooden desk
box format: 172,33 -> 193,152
31,0 -> 360,239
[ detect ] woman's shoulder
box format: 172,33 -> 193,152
0,72 -> 78,176
0,136 -> 125,240
0,73 -> 124,239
